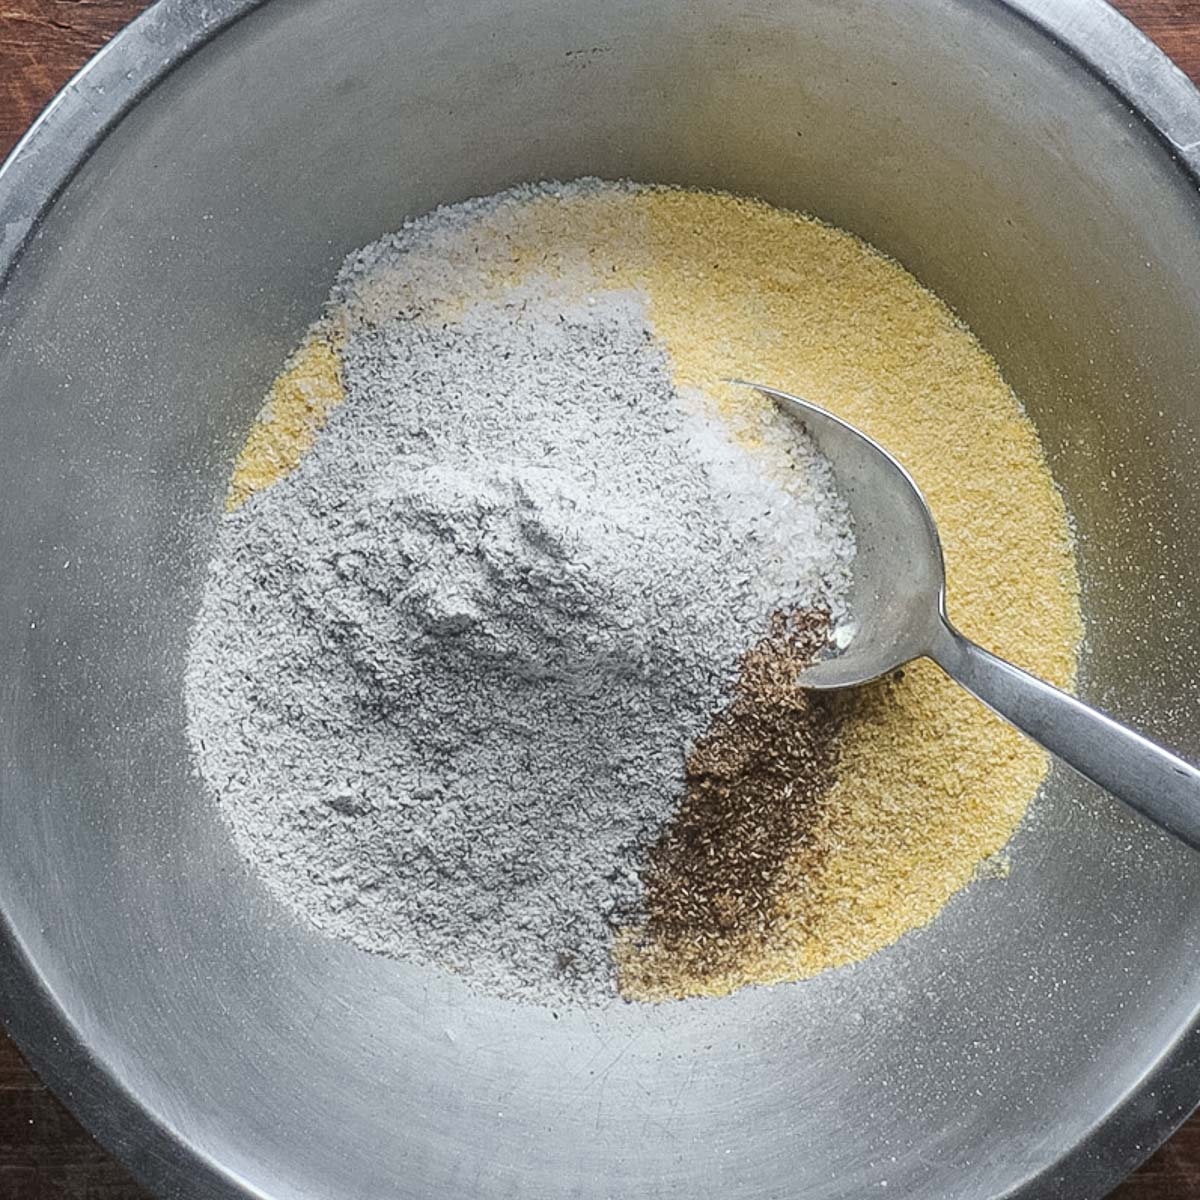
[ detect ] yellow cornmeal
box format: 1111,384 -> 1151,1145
229,185 -> 1081,1001
227,335 -> 344,510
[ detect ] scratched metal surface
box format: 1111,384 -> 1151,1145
4,2 -> 1200,1198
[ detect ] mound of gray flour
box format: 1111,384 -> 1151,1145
186,185 -> 854,1005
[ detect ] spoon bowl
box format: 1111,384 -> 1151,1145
737,381 -> 948,688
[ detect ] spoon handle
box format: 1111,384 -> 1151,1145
928,618 -> 1200,850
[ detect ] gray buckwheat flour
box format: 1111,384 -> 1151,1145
185,183 -> 855,1005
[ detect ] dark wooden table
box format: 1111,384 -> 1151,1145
2,1 -> 1200,1196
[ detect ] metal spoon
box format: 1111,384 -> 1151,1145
738,381 -> 1200,851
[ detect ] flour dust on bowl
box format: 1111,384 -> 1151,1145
3,2 -> 1200,1199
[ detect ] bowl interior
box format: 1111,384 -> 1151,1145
4,1 -> 1200,1197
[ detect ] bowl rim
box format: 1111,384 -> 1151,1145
2,1 -> 1200,1196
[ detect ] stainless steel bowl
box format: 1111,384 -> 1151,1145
4,2 -> 1200,1197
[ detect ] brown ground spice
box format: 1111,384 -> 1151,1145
617,610 -> 842,994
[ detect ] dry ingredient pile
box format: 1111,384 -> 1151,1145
186,180 -> 1081,1006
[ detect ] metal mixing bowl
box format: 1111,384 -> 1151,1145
4,1 -> 1200,1196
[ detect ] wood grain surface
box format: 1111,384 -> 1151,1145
0,1 -> 1198,1197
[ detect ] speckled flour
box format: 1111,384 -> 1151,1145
186,197 -> 854,1005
